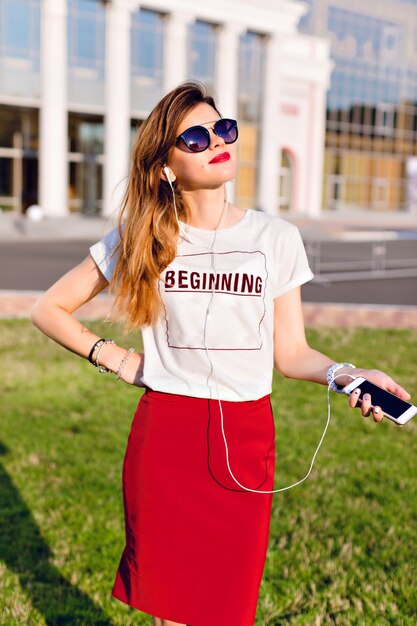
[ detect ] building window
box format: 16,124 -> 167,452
235,124 -> 258,209
236,32 -> 265,209
380,24 -> 402,64
298,0 -> 314,34
0,106 -> 39,213
188,20 -> 217,93
323,146 -> 407,212
0,0 -> 41,98
130,119 -> 143,150
375,104 -> 395,136
68,113 -> 104,215
67,0 -> 106,106
0,0 -> 40,62
68,0 -> 105,74
131,9 -> 165,112
278,150 -> 294,211
238,32 -> 264,122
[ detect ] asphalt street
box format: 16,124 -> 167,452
1,239 -> 416,306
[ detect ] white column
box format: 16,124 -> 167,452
306,81 -> 326,217
215,23 -> 240,120
258,36 -> 281,215
103,1 -> 131,217
215,22 -> 241,204
39,0 -> 67,217
163,11 -> 193,93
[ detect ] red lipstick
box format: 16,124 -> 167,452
209,152 -> 231,164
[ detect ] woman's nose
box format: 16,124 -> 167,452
208,127 -> 225,150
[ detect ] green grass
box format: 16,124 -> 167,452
1,321 -> 416,625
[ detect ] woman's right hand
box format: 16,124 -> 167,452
118,350 -> 145,387
98,342 -> 144,387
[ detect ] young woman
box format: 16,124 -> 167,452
32,82 -> 410,626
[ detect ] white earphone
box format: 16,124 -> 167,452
163,166 -> 172,183
163,165 -> 194,244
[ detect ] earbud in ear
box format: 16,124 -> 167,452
163,166 -> 172,184
162,164 -> 192,243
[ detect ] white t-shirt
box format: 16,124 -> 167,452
89,209 -> 314,402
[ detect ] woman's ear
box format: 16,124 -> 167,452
161,165 -> 176,184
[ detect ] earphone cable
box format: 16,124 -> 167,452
213,371 -> 356,493
167,178 -> 354,493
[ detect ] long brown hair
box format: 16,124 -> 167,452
110,81 -> 219,329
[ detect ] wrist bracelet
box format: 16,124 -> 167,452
95,339 -> 116,374
87,338 -> 115,373
116,348 -> 135,381
327,362 -> 356,393
88,338 -> 105,365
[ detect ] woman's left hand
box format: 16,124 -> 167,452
347,368 -> 411,423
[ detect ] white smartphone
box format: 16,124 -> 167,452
343,377 -> 417,426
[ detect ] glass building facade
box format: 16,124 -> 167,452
301,0 -> 417,212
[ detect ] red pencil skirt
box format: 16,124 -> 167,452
112,389 -> 275,626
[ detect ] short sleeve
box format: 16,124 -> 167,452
89,228 -> 121,282
272,225 -> 314,298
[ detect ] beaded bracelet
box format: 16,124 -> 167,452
95,339 -> 116,374
116,348 -> 135,381
327,362 -> 356,393
87,338 -> 115,374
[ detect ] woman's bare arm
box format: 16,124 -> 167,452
273,287 -> 336,383
31,255 -> 143,384
273,287 -> 410,421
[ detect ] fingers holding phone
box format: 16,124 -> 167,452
344,377 -> 417,426
348,387 -> 383,422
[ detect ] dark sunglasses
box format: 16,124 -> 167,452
175,118 -> 238,153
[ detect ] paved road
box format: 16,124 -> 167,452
1,239 -> 417,306
302,277 -> 417,305
0,240 -> 92,291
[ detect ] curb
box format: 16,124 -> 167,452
302,302 -> 417,329
0,291 -> 113,321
